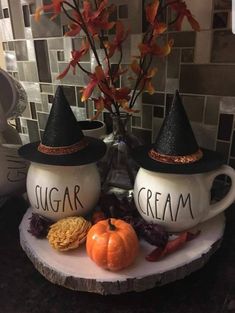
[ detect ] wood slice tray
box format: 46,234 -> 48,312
19,208 -> 225,295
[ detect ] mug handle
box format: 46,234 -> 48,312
201,165 -> 235,222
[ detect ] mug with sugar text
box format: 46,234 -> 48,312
0,144 -> 29,196
134,165 -> 235,232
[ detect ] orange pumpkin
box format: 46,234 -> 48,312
86,218 -> 139,271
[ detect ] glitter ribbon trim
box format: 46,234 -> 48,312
148,148 -> 203,164
38,139 -> 88,155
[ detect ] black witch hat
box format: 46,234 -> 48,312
18,86 -> 106,166
132,90 -> 224,174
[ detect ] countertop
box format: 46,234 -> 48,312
0,195 -> 235,313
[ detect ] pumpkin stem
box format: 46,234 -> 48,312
108,219 -> 116,231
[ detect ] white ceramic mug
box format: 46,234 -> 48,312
134,165 -> 235,232
0,144 -> 29,196
27,162 -> 101,221
77,120 -> 106,139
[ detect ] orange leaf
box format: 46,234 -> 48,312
145,80 -> 155,95
34,6 -> 43,22
146,0 -> 159,25
81,79 -> 97,102
153,22 -> 167,36
130,59 -> 141,75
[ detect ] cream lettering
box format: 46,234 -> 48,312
138,187 -> 193,222
138,187 -> 146,215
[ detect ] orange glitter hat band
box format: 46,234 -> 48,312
148,148 -> 203,165
38,139 -> 88,156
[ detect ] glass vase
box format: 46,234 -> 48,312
100,113 -> 142,198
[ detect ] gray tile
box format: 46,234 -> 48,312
40,84 -> 53,94
31,13 -> 62,38
142,105 -> 153,129
213,12 -> 228,29
26,119 -> 40,142
212,30 -> 235,63
22,4 -> 30,27
220,97 -> 235,113
41,94 -> 49,112
0,2 -> 3,19
37,112 -> 49,130
17,62 -> 25,81
132,128 -> 152,145
34,40 -> 52,83
214,0 -> 231,10
72,38 -> 90,61
153,106 -> 164,118
191,123 -> 217,150
49,50 -> 58,73
48,38 -> 64,50
26,40 -> 36,60
21,103 -> 31,118
4,51 -> 17,71
167,49 -> 180,78
142,92 -> 165,105
166,78 -> 179,93
131,116 -> 141,127
180,64 -> 235,96
119,4 -> 128,18
181,48 -> 194,63
8,0 -> 25,39
2,42 -> 8,51
151,57 -> 166,91
8,41 -> 14,50
216,141 -> 230,162
57,51 -> 64,61
0,18 -> 14,41
72,106 -> 87,120
58,62 -> 90,86
21,82 -> 41,102
182,95 -> 205,122
30,102 -> 37,119
205,96 -> 220,125
152,117 -> 163,140
35,102 -> 43,112
169,32 -> 196,47
23,61 -> 39,82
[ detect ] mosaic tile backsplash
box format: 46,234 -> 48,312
0,0 -> 235,168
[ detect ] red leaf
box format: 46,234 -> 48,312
57,64 -> 70,80
146,231 -> 200,262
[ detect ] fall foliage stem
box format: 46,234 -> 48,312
76,62 -> 92,75
71,0 -> 119,112
62,4 -> 80,25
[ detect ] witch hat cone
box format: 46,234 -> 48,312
132,90 -> 224,174
40,86 -> 84,149
18,86 -> 106,166
154,90 -> 200,157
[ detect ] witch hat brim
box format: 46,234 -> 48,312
18,86 -> 106,166
18,136 -> 106,166
132,144 -> 224,174
132,90 -> 224,174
